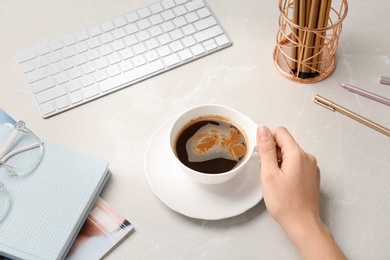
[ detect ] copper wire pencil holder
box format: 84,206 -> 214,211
273,0 -> 348,83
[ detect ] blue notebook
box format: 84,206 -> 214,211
0,123 -> 110,260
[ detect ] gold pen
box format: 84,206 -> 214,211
313,94 -> 390,137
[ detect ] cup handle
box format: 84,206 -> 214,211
242,114 -> 259,160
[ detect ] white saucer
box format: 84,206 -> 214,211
144,117 -> 263,220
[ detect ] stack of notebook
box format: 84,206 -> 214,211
0,111 -> 110,259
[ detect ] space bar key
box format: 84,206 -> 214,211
99,60 -> 165,93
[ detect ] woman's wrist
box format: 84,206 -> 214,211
281,214 -> 346,260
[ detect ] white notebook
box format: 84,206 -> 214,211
0,124 -> 110,260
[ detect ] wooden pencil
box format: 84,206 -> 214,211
291,0 -> 300,74
301,0 -> 320,78
297,0 -> 306,76
315,0 -> 332,72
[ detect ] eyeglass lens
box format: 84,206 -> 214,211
0,123 -> 43,176
0,182 -> 10,222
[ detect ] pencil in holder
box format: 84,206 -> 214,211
273,0 -> 348,83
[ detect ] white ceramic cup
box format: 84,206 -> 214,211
169,104 -> 258,184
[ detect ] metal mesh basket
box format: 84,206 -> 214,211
273,0 -> 348,83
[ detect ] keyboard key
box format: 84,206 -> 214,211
203,39 -> 218,51
87,38 -> 101,49
66,81 -> 81,92
157,45 -> 171,57
81,63 -> 96,75
49,40 -> 63,51
107,53 -> 122,64
98,45 -> 113,56
113,16 -> 127,27
73,54 -> 87,66
88,26 -> 102,37
194,16 -> 216,31
170,41 -> 184,52
54,96 -> 70,109
106,65 -> 121,77
125,12 -> 139,23
82,85 -> 100,99
162,0 -> 175,10
75,30 -> 89,41
67,68 -> 82,80
112,28 -> 126,40
173,6 -> 187,17
62,35 -> 77,46
215,35 -> 230,46
149,26 -> 163,37
138,7 -> 152,18
194,25 -> 223,42
182,24 -> 196,36
170,29 -> 184,41
178,49 -> 193,61
20,61 -> 35,73
150,3 -> 164,14
163,54 -> 181,67
35,57 -> 49,68
25,69 -> 46,84
36,45 -> 51,56
80,75 -> 94,87
161,10 -> 175,21
86,50 -> 100,61
157,34 -> 172,45
191,44 -> 205,56
145,50 -> 159,62
48,52 -> 62,63
74,42 -> 88,54
131,56 -> 146,67
92,71 -> 107,82
46,64 -> 61,76
181,36 -> 196,47
111,40 -> 126,51
101,21 -> 115,32
35,85 -> 67,104
61,48 -> 75,58
68,91 -> 83,104
59,59 -> 74,71
185,12 -> 199,23
119,60 -> 133,72
120,48 -> 134,60
31,78 -> 55,93
173,16 -> 187,28
95,58 -> 109,70
133,43 -> 147,55
197,7 -> 211,19
150,14 -> 164,25
40,102 -> 56,115
99,60 -> 164,92
185,0 -> 205,12
54,73 -> 69,85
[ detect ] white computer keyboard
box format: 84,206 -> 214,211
14,0 -> 232,118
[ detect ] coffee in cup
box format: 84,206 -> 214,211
174,115 -> 247,174
169,104 -> 258,184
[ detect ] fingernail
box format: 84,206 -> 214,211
257,125 -> 270,141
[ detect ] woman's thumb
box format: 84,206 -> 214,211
257,126 -> 279,170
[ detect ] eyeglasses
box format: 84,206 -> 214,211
0,121 -> 44,222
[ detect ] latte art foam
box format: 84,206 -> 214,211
175,116 -> 248,174
186,123 -> 247,163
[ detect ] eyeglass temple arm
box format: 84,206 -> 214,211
0,125 -> 21,159
1,142 -> 41,164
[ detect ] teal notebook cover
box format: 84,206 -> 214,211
0,124 -> 110,260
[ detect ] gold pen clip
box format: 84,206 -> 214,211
313,94 -> 335,111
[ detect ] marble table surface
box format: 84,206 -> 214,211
1,0 -> 389,259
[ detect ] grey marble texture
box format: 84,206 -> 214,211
1,0 -> 389,259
